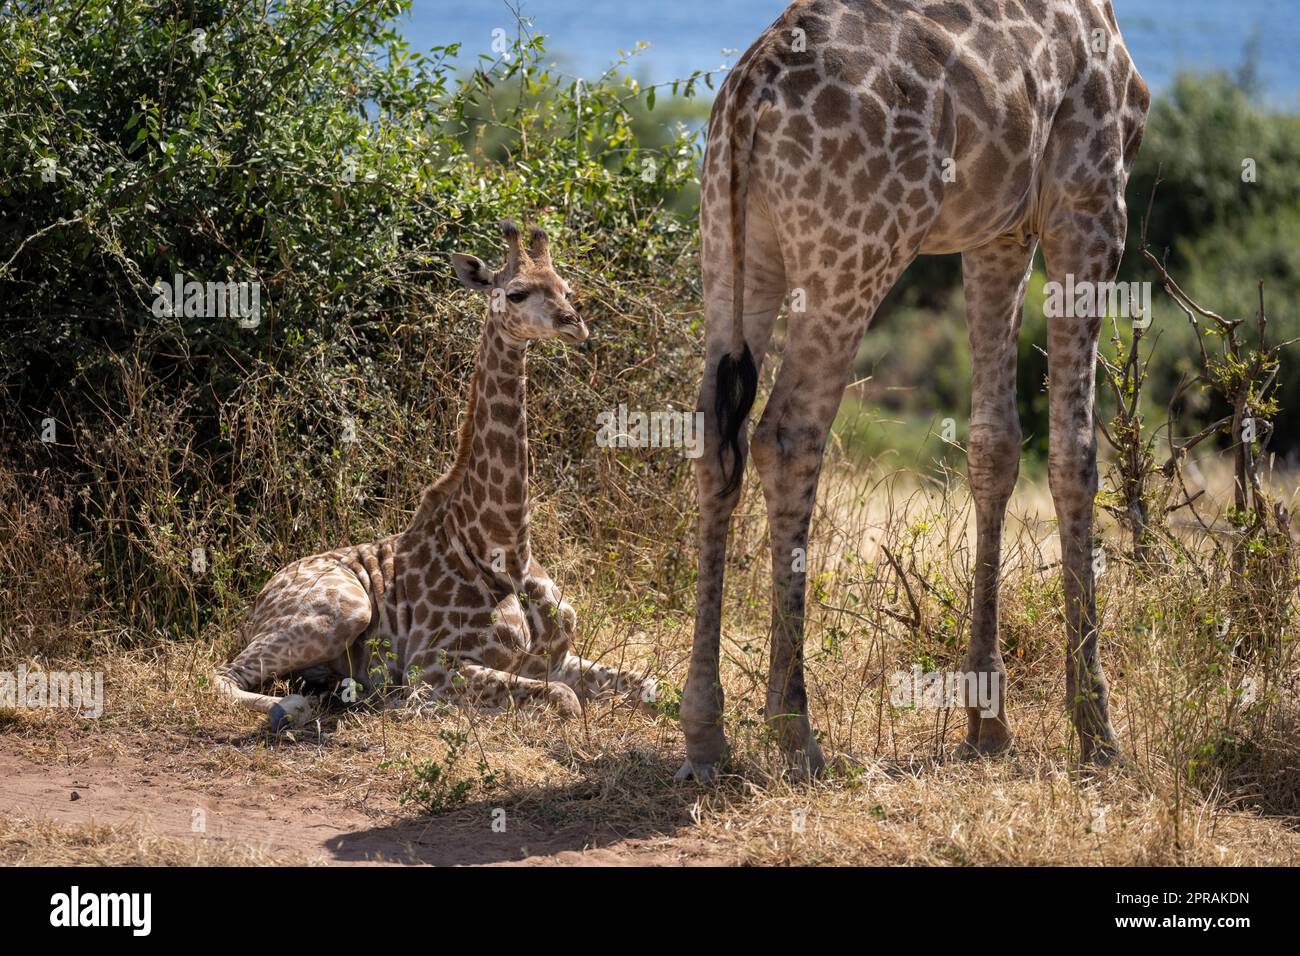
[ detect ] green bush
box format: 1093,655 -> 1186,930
0,0 -> 706,648
3,1 -> 1297,654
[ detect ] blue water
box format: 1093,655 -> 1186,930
400,0 -> 1300,105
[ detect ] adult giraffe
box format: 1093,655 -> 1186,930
678,0 -> 1149,780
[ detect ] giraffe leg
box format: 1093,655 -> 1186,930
1041,213 -> 1126,764
957,236 -> 1037,757
215,562 -> 373,731
678,201 -> 785,783
742,201 -> 923,774
552,654 -> 658,712
441,663 -> 581,718
213,671 -> 313,730
747,330 -> 868,776
748,373 -> 836,778
514,574 -> 660,713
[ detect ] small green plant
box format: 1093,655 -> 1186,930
1135,173 -> 1297,663
382,728 -> 497,815
653,680 -> 683,721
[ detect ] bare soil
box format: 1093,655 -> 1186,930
0,733 -> 730,866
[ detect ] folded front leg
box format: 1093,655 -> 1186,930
552,654 -> 659,713
439,662 -> 581,718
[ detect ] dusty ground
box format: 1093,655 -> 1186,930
2,641 -> 1298,867
3,472 -> 1298,866
0,686 -> 730,866
0,743 -> 726,866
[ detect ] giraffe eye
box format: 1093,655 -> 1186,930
506,290 -> 529,303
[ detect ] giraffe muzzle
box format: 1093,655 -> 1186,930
558,315 -> 589,343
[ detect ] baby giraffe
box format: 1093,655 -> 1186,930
216,221 -> 658,730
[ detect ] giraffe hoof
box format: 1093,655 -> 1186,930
1081,742 -> 1123,767
635,676 -> 662,716
674,759 -> 719,783
784,739 -> 827,782
268,694 -> 312,732
956,736 -> 1014,759
546,683 -> 582,720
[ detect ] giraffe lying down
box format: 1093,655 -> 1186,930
215,221 -> 659,730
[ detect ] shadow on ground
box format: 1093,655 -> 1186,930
323,751 -> 710,865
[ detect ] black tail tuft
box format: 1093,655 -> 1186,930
714,343 -> 758,498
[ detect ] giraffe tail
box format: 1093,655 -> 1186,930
714,345 -> 757,498
715,52 -> 765,498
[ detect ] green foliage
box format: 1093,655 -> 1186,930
1126,71 -> 1300,272
383,728 -> 497,814
0,0 -> 705,646
0,0 -> 701,388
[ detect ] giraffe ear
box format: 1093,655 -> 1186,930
451,253 -> 494,291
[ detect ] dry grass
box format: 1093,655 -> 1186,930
1,448 -> 1297,865
0,815 -> 302,866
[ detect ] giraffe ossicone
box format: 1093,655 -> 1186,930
216,220 -> 660,729
680,0 -> 1150,781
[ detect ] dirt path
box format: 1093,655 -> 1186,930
0,741 -> 729,866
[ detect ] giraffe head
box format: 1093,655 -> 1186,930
451,220 -> 588,344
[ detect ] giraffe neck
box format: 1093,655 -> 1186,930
408,319 -> 532,581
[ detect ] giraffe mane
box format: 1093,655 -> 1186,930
410,362 -> 480,529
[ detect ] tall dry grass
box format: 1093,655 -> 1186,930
0,291 -> 1297,865
3,415 -> 1296,865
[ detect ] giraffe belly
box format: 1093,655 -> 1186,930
919,178 -> 1037,254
